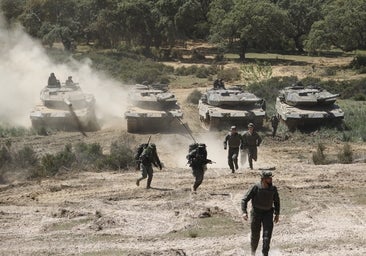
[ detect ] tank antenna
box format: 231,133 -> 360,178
175,117 -> 196,143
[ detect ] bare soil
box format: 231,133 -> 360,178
1,58 -> 366,255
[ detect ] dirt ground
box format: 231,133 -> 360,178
1,84 -> 366,256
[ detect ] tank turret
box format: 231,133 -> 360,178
198,85 -> 265,130
276,85 -> 344,131
124,83 -> 183,133
30,81 -> 99,131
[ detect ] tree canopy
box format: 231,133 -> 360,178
1,0 -> 365,55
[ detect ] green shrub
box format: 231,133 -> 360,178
186,89 -> 202,104
312,143 -> 327,165
350,55 -> 366,69
74,142 -> 104,167
353,93 -> 366,101
0,146 -> 12,168
337,143 -> 353,164
217,67 -> 241,82
15,146 -> 38,168
40,144 -> 76,176
103,141 -> 134,170
240,61 -> 272,82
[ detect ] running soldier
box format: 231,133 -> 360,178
241,171 -> 280,256
136,143 -> 162,189
186,143 -> 212,192
224,126 -> 243,173
270,115 -> 279,138
242,123 -> 262,170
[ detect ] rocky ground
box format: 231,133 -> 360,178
1,85 -> 365,256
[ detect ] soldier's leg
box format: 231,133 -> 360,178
227,148 -> 235,172
193,168 -> 204,191
252,147 -> 258,162
146,166 -> 153,189
262,211 -> 274,256
232,147 -> 239,170
248,149 -> 253,169
136,164 -> 148,186
250,211 -> 262,254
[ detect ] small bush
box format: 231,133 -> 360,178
353,93 -> 366,101
0,146 -> 12,168
40,144 -> 76,176
15,146 -> 38,168
74,142 -> 104,167
103,141 -> 134,170
337,143 -> 353,164
312,143 -> 327,165
186,89 -> 202,104
350,55 -> 366,69
217,67 -> 241,82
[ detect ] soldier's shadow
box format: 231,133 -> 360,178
149,187 -> 173,191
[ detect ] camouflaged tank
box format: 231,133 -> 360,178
124,83 -> 183,133
30,82 -> 99,131
276,85 -> 344,131
198,86 -> 266,130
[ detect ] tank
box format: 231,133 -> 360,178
30,82 -> 99,131
198,86 -> 266,130
276,85 -> 344,131
124,83 -> 183,133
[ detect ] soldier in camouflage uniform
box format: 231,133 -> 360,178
270,115 -> 279,138
186,143 -> 212,192
224,126 -> 243,173
241,171 -> 280,256
136,143 -> 162,189
241,123 -> 262,170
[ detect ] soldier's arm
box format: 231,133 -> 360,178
257,133 -> 263,146
241,185 -> 257,214
273,187 -> 280,216
224,134 -> 229,148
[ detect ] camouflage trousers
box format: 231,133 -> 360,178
250,208 -> 274,256
138,163 -> 153,188
192,166 -> 205,191
247,146 -> 258,169
228,147 -> 239,172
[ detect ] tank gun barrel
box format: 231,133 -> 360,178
64,98 -> 72,107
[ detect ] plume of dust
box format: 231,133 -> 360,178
0,15 -> 128,128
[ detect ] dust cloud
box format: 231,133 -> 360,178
0,14 -> 128,128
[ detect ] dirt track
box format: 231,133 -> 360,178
1,86 -> 366,256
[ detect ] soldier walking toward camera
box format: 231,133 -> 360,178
241,171 -> 280,256
136,143 -> 162,189
242,123 -> 262,170
270,115 -> 279,138
186,143 -> 212,192
224,126 -> 243,173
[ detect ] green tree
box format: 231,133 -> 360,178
278,0 -> 324,53
0,0 -> 25,25
20,0 -> 79,51
305,0 -> 366,52
209,0 -> 291,60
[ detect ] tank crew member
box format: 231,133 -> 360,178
186,143 -> 212,192
241,123 -> 262,170
224,126 -> 243,173
270,115 -> 279,138
219,78 -> 225,89
47,73 -> 61,88
213,79 -> 220,89
65,76 -> 74,86
241,170 -> 280,256
136,143 -> 162,189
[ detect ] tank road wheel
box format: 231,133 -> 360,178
127,118 -> 138,133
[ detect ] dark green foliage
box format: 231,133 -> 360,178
312,143 -> 327,165
350,55 -> 366,69
74,142 -> 104,167
40,144 -> 76,176
0,146 -> 12,168
103,141 -> 134,170
217,67 -> 241,82
186,89 -> 202,104
337,143 -> 353,164
353,93 -> 366,101
15,146 -> 38,168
